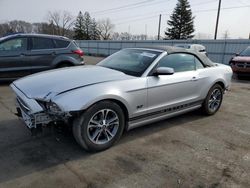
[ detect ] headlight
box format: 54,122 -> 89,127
46,102 -> 62,114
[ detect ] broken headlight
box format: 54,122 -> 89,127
46,102 -> 62,114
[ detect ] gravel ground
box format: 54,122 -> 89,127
0,56 -> 249,188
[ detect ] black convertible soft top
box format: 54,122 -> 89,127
138,46 -> 215,67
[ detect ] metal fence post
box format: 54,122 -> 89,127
87,41 -> 90,55
108,41 -> 110,55
222,40 -> 227,64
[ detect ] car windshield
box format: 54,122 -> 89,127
240,47 -> 250,56
97,49 -> 161,77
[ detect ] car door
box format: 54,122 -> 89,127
27,37 -> 57,73
147,53 -> 203,114
0,37 -> 30,79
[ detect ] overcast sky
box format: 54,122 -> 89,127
0,0 -> 250,39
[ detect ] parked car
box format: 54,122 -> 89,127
174,44 -> 207,55
229,46 -> 250,79
0,33 -> 84,80
11,47 -> 232,151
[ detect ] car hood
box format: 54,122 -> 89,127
12,65 -> 133,100
232,56 -> 250,62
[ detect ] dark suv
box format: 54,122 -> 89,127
0,33 -> 84,80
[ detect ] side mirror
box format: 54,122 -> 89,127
153,67 -> 174,76
235,53 -> 239,56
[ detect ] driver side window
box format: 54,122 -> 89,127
157,53 -> 196,72
0,38 -> 27,52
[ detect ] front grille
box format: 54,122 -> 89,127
236,62 -> 250,68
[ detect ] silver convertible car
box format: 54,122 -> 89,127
11,47 -> 232,151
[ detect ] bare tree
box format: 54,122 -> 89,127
98,18 -> 114,40
111,32 -> 120,40
33,22 -> 55,35
131,34 -> 147,40
47,10 -> 75,36
120,32 -> 132,40
194,32 -> 212,39
0,23 -> 11,36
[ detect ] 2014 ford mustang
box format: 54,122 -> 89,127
11,47 -> 232,151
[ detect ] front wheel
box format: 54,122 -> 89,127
201,84 -> 223,115
73,101 -> 125,152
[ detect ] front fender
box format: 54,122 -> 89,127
51,84 -> 132,116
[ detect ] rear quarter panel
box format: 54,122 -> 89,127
51,42 -> 83,67
198,64 -> 232,99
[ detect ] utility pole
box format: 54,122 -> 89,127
157,14 -> 162,40
214,0 -> 222,40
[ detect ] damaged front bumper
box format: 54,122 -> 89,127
11,83 -> 69,129
16,100 -> 52,129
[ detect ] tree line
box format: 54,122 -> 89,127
0,0 -> 195,40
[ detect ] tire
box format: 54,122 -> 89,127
72,101 -> 125,152
201,84 -> 223,115
57,63 -> 72,68
237,74 -> 245,80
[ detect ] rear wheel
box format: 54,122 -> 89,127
72,101 -> 125,152
202,84 -> 223,115
57,62 -> 72,68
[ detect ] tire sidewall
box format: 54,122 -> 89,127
203,84 -> 223,115
74,101 -> 125,151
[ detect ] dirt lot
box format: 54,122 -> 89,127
0,56 -> 250,188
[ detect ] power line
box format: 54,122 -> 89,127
194,4 -> 250,13
93,0 -> 217,17
191,0 -> 217,6
115,15 -> 159,25
92,0 -> 169,16
112,12 -> 169,22
111,0 -> 218,23
113,4 -> 250,25
92,0 -> 155,15
92,0 -> 246,19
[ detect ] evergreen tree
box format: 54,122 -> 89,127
90,18 -> 100,40
73,11 -> 101,40
82,12 -> 92,40
73,11 -> 85,40
165,0 -> 195,39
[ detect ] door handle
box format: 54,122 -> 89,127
191,76 -> 198,81
20,53 -> 26,57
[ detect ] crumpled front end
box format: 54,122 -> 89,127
11,83 -> 70,129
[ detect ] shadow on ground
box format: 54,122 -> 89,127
0,110 -> 205,184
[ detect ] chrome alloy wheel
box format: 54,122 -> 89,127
87,109 -> 119,145
208,88 -> 222,112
